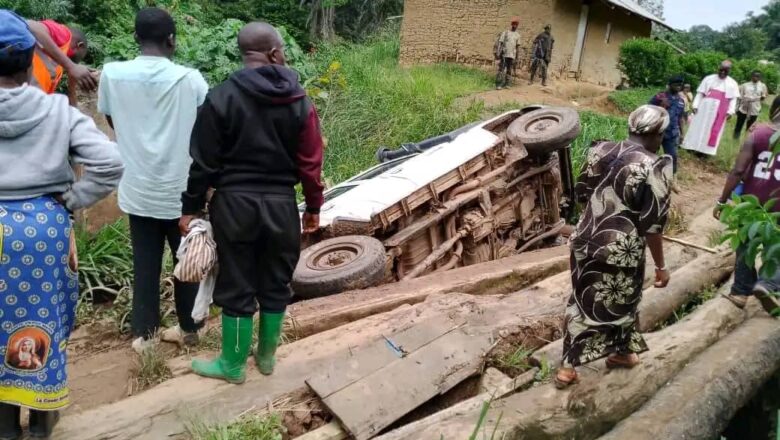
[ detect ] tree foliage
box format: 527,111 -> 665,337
618,39 -> 677,88
618,38 -> 780,92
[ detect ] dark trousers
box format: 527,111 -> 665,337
129,215 -> 201,338
530,58 -> 548,85
661,134 -> 679,173
495,57 -> 513,88
210,191 -> 301,317
732,243 -> 780,296
733,111 -> 758,139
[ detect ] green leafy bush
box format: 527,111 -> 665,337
720,195 -> 780,279
732,59 -> 780,94
676,50 -> 728,89
0,0 -> 72,20
618,38 -> 678,88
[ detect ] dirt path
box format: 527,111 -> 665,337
464,78 -> 621,115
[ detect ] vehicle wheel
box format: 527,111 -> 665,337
292,235 -> 387,299
507,107 -> 581,155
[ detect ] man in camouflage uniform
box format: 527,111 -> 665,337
529,24 -> 553,86
494,17 -> 521,90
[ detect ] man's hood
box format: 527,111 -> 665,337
0,85 -> 51,138
230,64 -> 306,104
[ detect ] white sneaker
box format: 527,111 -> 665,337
131,336 -> 156,355
160,325 -> 204,347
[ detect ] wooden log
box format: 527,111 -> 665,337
533,250 -> 734,364
478,368 -> 512,394
599,317 -> 780,440
295,421 -> 349,440
637,248 -> 734,332
288,246 -> 570,339
397,297 -> 749,439
375,368 -> 539,440
54,284 -> 571,439
55,243 -> 698,439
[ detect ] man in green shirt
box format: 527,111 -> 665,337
494,17 -> 521,90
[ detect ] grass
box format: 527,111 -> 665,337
75,218 -> 177,331
185,413 -> 285,440
664,205 -> 689,236
660,285 -> 719,328
570,111 -> 629,174
311,35 -> 492,184
496,346 -> 534,377
608,88 -> 658,114
130,344 -> 173,394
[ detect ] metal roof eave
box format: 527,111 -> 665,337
602,0 -> 677,32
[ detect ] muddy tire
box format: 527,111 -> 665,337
507,107 -> 581,155
292,235 -> 387,299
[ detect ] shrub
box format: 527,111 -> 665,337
732,59 -> 780,94
618,38 -> 678,88
0,0 -> 72,20
676,50 -> 728,89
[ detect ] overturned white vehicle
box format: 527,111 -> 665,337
292,106 -> 580,298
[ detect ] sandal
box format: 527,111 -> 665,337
721,293 -> 748,309
606,353 -> 640,369
753,284 -> 780,316
554,367 -> 579,389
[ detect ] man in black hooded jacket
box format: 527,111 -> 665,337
180,22 -> 324,384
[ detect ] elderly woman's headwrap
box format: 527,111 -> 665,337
628,105 -> 670,135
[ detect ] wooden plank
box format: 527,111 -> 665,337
478,367 -> 512,394
317,327 -> 492,440
306,315 -> 462,399
295,421 -> 349,440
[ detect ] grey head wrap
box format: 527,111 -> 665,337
628,105 -> 670,135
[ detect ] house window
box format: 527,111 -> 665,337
606,22 -> 613,44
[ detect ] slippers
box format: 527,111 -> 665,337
554,367 -> 579,389
606,353 -> 640,369
721,293 -> 748,309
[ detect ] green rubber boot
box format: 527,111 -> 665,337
191,313 -> 253,384
255,312 -> 285,375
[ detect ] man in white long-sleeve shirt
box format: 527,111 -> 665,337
682,60 -> 740,156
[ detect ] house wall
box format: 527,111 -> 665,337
400,0 -> 653,87
399,0 -> 554,67
572,0 -> 652,85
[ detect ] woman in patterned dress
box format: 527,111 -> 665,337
555,105 -> 674,388
0,12 -> 122,439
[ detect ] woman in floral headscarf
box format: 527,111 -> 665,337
555,105 -> 674,388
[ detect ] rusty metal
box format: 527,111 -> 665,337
403,228 -> 470,280
516,220 -> 566,254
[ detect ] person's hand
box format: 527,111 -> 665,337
68,230 -> 78,272
67,63 -> 98,92
691,108 -> 697,115
179,215 -> 196,236
654,268 -> 670,288
302,212 -> 320,235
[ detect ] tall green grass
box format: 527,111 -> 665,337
312,36 -> 492,183
608,88 -> 658,114
570,112 -> 629,173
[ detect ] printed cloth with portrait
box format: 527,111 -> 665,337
0,196 -> 77,410
562,140 -> 672,366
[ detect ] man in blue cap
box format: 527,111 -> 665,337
0,10 -> 123,439
650,75 -> 686,174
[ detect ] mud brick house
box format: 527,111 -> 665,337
400,0 -> 672,86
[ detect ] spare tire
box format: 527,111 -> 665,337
292,235 -> 387,299
507,107 -> 581,155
